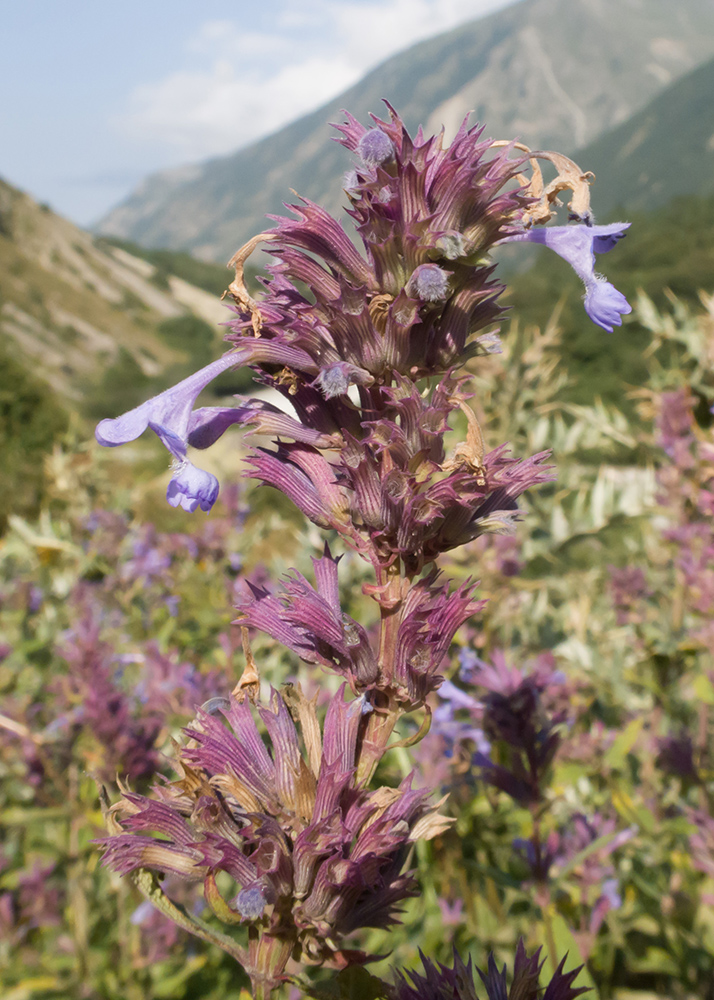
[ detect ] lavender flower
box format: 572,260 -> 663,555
95,354 -> 243,513
95,347 -> 323,513
506,223 -> 631,332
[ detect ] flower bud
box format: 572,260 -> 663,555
357,128 -> 395,166
406,264 -> 450,302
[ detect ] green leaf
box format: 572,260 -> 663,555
692,673 -> 714,705
300,966 -> 390,1000
151,956 -> 208,998
543,911 -> 600,998
604,717 -> 644,769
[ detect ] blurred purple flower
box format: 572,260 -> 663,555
656,731 -> 699,782
608,565 -> 650,625
468,651 -> 567,805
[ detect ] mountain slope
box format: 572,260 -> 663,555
96,0 -> 714,261
0,177 -> 231,410
572,55 -> 714,219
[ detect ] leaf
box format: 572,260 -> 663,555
151,955 -> 208,997
692,673 -> 714,705
300,967 -> 390,1000
3,980 -> 62,1000
604,717 -> 644,769
542,911 -> 599,998
550,830 -> 622,889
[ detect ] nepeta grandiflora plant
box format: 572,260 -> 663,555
94,105 -> 630,997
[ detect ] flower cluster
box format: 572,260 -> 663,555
101,686 -> 450,994
93,104 -> 630,995
95,106 -> 629,518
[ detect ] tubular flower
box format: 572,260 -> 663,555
95,345 -> 322,513
505,223 -> 632,332
99,686 -> 450,993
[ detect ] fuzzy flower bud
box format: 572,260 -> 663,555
357,128 -> 395,166
235,885 -> 267,920
406,264 -> 451,302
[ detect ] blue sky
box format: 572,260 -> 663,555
1,0 -> 516,226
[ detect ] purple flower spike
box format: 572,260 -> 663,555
166,461 -> 219,513
393,941 -> 588,1000
507,222 -> 632,332
357,128 -> 394,166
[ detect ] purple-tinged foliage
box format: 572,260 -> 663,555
689,809 -> 714,881
238,550 -> 484,705
130,896 -> 186,966
656,731 -> 700,782
391,940 -> 588,1000
56,608 -> 163,782
0,862 -> 64,946
608,565 -> 650,625
514,813 -> 634,940
236,546 -> 378,688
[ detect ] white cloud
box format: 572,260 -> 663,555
116,0 -> 514,160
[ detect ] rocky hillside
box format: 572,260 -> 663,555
0,176 -> 231,411
96,0 -> 714,260
572,54 -> 714,219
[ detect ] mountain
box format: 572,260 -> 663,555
0,176 -> 251,527
571,55 -> 714,219
0,176 -> 231,410
96,0 -> 714,261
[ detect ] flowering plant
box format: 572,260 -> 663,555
94,104 -> 631,997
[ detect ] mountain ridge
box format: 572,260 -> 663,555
96,0 -> 714,261
571,54 -> 714,220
